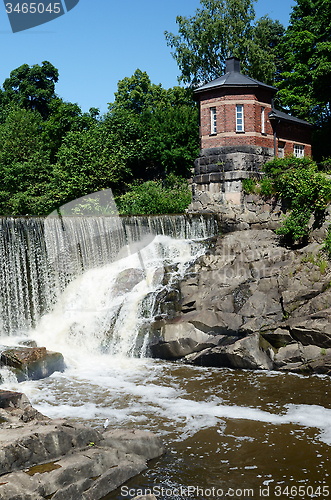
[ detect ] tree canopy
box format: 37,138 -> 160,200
3,61 -> 59,120
277,0 -> 331,122
275,0 -> 331,159
165,0 -> 285,86
0,0 -> 331,216
0,64 -> 198,215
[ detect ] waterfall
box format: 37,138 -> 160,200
0,214 -> 218,352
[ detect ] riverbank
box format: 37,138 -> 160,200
151,226 -> 331,375
0,390 -> 163,500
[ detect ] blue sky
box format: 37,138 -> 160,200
0,0 -> 294,115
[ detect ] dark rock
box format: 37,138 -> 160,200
288,311 -> 331,348
261,328 -> 294,349
150,338 -> 199,360
274,343 -> 304,368
132,496 -> 158,500
0,389 -> 30,410
308,351 -> 331,375
0,346 -> 65,382
152,226 -> 331,375
189,333 -> 273,370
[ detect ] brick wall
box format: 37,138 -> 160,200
197,87 -> 312,157
277,122 -> 312,157
199,88 -> 274,150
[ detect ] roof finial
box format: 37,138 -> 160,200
225,57 -> 241,74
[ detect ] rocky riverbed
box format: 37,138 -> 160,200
151,228 -> 331,375
0,390 -> 163,500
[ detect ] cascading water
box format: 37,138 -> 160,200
1,208 -> 331,500
0,213 -> 217,340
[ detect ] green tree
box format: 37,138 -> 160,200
42,98 -> 100,162
249,17 -> 285,85
3,61 -> 58,119
107,71 -> 199,180
277,0 -> 331,122
109,69 -> 165,114
0,106 -> 52,215
165,0 -> 284,86
276,0 -> 331,159
52,122 -> 133,206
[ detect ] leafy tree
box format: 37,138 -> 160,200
0,106 -> 52,215
42,98 -> 100,162
140,98 -> 199,177
3,61 -> 58,119
249,17 -> 285,85
277,0 -> 331,123
107,71 -> 199,180
52,122 -> 133,206
276,0 -> 331,159
109,69 -> 165,114
165,0 -> 284,86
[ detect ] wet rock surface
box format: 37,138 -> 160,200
0,390 -> 164,500
150,229 -> 331,374
0,346 -> 65,382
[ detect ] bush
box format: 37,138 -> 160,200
259,177 -> 275,197
319,158 -> 331,173
242,178 -> 257,194
263,156 -> 331,244
116,174 -> 191,215
323,225 -> 331,259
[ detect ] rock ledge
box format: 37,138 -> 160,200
0,390 -> 163,500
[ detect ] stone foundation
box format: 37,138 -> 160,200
192,145 -> 274,205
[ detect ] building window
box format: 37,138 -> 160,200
261,106 -> 265,134
210,107 -> 217,134
236,104 -> 244,132
278,141 -> 285,158
294,144 -> 304,158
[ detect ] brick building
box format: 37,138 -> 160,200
191,57 -> 313,204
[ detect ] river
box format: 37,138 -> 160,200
0,214 -> 330,499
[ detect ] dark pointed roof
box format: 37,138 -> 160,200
268,108 -> 313,128
193,57 -> 277,95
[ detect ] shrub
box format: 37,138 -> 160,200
116,174 -> 191,215
259,177 -> 275,197
319,158 -> 331,173
263,156 -> 331,244
242,178 -> 257,194
323,225 -> 331,259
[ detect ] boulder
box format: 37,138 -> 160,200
150,338 -> 201,360
151,227 -> 331,375
0,346 -> 65,382
132,496 -> 157,500
288,311 -> 331,348
261,328 -> 294,349
188,333 -> 273,370
274,343 -> 304,369
112,268 -> 145,295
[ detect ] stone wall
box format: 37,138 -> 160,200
188,191 -> 288,231
192,145 -> 274,205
